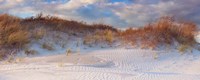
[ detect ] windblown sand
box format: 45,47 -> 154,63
0,49 -> 200,80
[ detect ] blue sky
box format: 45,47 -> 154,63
0,0 -> 200,28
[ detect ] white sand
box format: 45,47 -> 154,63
0,48 -> 200,80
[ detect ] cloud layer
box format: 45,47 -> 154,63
0,0 -> 200,28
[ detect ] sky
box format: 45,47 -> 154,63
0,0 -> 200,28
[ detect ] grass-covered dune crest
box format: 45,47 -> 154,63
0,14 -> 199,59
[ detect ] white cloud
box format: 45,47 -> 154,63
103,0 -> 200,27
104,3 -> 159,26
0,0 -> 200,28
0,0 -> 25,9
57,0 -> 100,10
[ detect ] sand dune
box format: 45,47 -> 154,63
0,49 -> 200,80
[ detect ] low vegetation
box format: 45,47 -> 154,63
66,48 -> 72,56
83,29 -> 117,46
0,14 -> 29,48
41,42 -> 54,51
24,49 -> 38,56
0,13 -> 117,59
0,14 -> 199,59
32,28 -> 46,40
121,16 -> 197,50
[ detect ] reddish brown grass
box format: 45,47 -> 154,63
0,14 -> 198,59
22,13 -> 118,35
0,13 -> 119,59
121,16 -> 197,49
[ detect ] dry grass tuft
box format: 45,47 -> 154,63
24,49 -> 38,56
177,44 -> 190,54
66,48 -> 72,56
7,30 -> 30,47
41,42 -> 54,51
121,16 -> 198,50
0,14 -> 30,58
83,29 -> 117,46
32,28 -> 46,40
